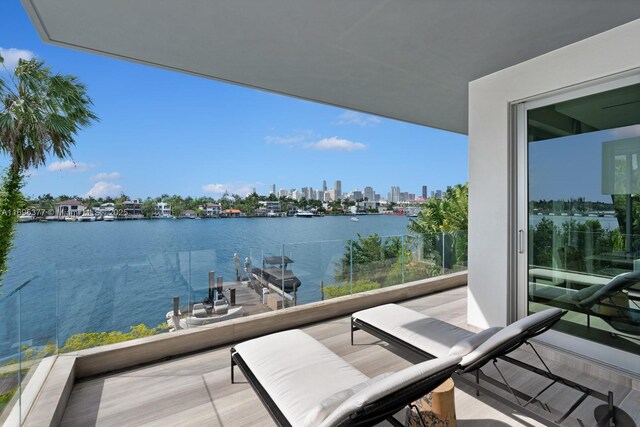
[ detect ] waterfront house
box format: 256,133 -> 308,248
200,202 -> 221,218
94,202 -> 115,218
54,199 -> 85,219
122,199 -> 143,219
257,200 -> 281,217
14,2 -> 640,425
155,201 -> 172,218
221,208 -> 241,218
180,210 -> 198,219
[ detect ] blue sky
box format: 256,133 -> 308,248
1,0 -> 468,200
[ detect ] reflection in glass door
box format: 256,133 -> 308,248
524,81 -> 640,356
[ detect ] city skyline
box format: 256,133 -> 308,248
2,1 -> 468,200
24,178 -> 450,204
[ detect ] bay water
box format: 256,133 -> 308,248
1,215 -> 409,352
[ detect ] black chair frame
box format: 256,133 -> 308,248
350,310 -> 619,427
230,347 -> 458,427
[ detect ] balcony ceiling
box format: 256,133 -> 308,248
22,0 -> 640,134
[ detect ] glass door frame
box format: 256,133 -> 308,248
514,71 -> 640,377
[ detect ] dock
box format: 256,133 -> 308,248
221,280 -> 273,316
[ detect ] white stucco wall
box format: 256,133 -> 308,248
468,19 -> 640,329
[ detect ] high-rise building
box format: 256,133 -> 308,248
279,189 -> 287,198
364,186 -> 374,201
435,190 -> 443,199
400,192 -> 409,202
322,180 -> 327,191
269,184 -> 276,195
325,190 -> 335,202
334,180 -> 342,199
390,186 -> 401,203
251,187 -> 257,195
351,189 -> 363,201
421,185 -> 427,199
316,190 -> 324,202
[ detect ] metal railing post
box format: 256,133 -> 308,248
349,240 -> 353,294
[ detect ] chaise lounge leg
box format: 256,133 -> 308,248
351,318 -> 356,345
230,349 -> 236,384
475,370 -> 480,397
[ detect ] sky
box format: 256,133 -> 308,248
529,126 -> 640,202
1,0 -> 468,201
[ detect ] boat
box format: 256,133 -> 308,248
77,213 -> 96,222
64,217 -> 78,222
103,215 -> 115,221
351,216 -> 359,222
18,215 -> 34,223
295,211 -> 314,218
251,256 -> 302,293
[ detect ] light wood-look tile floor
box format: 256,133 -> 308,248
61,286 -> 638,426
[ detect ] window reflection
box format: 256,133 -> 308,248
527,84 -> 640,354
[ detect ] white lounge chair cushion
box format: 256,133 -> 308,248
448,327 -> 501,357
302,373 -> 392,427
460,308 -> 562,367
318,356 -> 461,427
234,330 -> 369,426
353,304 -> 474,357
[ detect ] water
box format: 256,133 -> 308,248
0,215 -> 410,350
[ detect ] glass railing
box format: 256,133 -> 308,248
0,231 -> 467,422
0,269 -> 58,426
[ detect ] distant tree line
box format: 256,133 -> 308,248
23,192 -> 368,218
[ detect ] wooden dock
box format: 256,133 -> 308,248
222,280 -> 272,316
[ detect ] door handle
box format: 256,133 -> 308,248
518,229 -> 524,254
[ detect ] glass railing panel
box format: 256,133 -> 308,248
0,288 -> 21,425
284,239 -> 345,302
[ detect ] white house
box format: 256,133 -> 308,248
155,201 -> 172,218
201,203 -> 221,218
54,199 -> 85,219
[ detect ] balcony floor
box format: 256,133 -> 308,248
60,286 -> 639,426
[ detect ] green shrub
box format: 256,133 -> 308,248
322,280 -> 381,299
60,323 -> 168,353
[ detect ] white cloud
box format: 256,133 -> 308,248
86,181 -> 123,198
337,111 -> 382,127
306,137 -> 366,152
202,182 -> 260,195
47,160 -> 95,173
91,172 -> 121,181
0,47 -> 35,71
265,131 -> 313,147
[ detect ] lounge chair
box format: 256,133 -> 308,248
230,329 -> 460,427
351,305 -> 620,426
530,270 -> 640,336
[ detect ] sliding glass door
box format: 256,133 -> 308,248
518,76 -> 640,372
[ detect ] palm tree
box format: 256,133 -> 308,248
0,55 -> 97,284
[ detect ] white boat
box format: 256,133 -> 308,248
18,215 -> 35,223
351,216 -> 359,222
295,211 -> 314,218
103,215 -> 115,221
77,214 -> 96,222
64,217 -> 78,222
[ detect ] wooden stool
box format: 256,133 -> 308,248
405,378 -> 456,427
